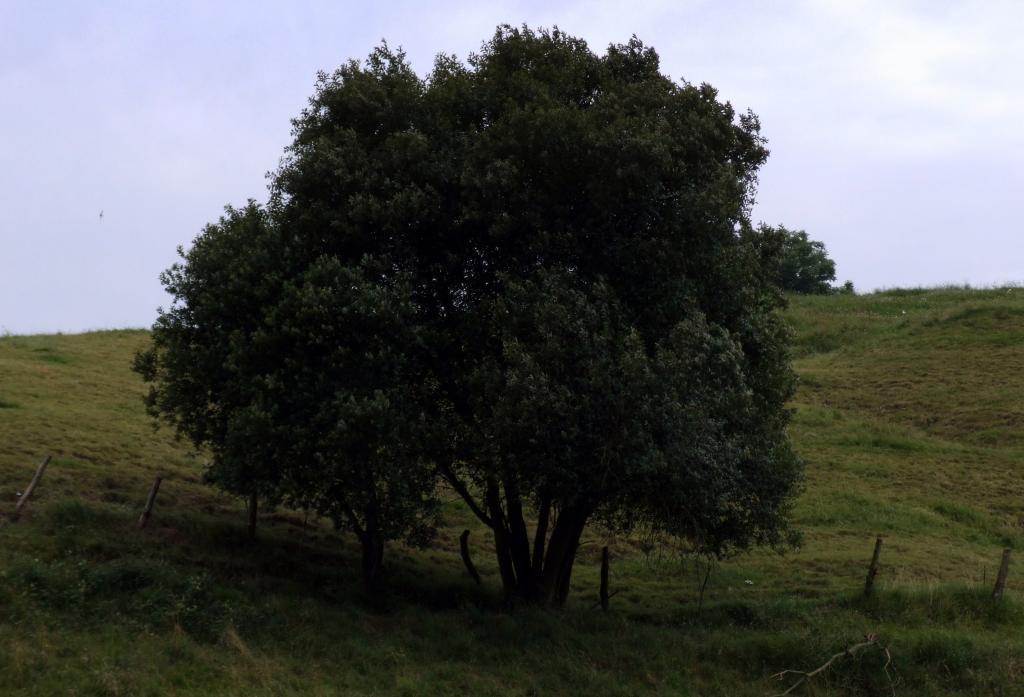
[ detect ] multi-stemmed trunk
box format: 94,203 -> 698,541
343,500 -> 386,593
490,500 -> 589,605
449,470 -> 591,606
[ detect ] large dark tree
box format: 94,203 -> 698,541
137,25 -> 803,602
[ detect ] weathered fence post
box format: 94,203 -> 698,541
460,529 -> 481,585
11,455 -> 51,522
600,545 -> 610,610
247,492 -> 258,540
992,548 -> 1011,601
864,536 -> 883,597
137,475 -> 163,529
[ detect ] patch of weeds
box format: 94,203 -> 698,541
5,558 -> 258,643
847,587 -> 1024,627
713,630 -> 824,681
838,432 -> 929,453
47,498 -> 99,527
905,630 -> 979,686
173,573 -> 232,642
931,501 -> 1016,547
46,499 -> 104,553
7,559 -> 89,611
32,347 -> 72,365
932,501 -> 988,527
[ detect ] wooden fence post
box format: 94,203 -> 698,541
137,476 -> 163,529
992,548 -> 1011,601
864,536 -> 883,597
600,545 -> 610,610
460,529 -> 482,585
11,455 -> 51,522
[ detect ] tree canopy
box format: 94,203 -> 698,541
767,225 -> 841,294
135,25 -> 803,601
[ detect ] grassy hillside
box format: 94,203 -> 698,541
1,287 -> 1023,696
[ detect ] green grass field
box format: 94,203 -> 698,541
2,287 -> 1023,696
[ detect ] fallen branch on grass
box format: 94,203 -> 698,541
769,633 -> 896,696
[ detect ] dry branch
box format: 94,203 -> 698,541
769,633 -> 895,697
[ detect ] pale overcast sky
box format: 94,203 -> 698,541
2,1 -> 1022,334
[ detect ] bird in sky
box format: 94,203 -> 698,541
99,210 -> 104,221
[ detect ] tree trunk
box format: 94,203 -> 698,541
503,477 -> 535,596
447,468 -> 593,606
486,482 -> 519,600
360,530 -> 385,592
247,491 -> 258,540
355,499 -> 386,593
553,523 -> 585,606
537,505 -> 589,605
531,495 -> 552,584
459,529 -> 482,585
599,546 -> 610,610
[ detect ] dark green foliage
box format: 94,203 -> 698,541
765,225 -> 840,294
133,203 -> 284,503
133,206 -> 439,589
136,25 -> 802,600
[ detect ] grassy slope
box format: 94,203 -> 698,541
1,288 -> 1023,696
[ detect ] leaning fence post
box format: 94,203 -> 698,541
137,475 -> 163,529
992,548 -> 1011,601
11,455 -> 51,522
864,535 -> 883,597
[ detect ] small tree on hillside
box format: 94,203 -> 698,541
132,203 -> 287,521
766,225 -> 839,294
133,205 -> 439,590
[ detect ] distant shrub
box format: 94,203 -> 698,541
762,225 -> 838,294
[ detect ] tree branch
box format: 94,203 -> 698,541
437,462 -> 494,528
769,634 -> 895,697
531,494 -> 551,578
339,502 -> 366,539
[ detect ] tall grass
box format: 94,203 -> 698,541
1,291 -> 1023,695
